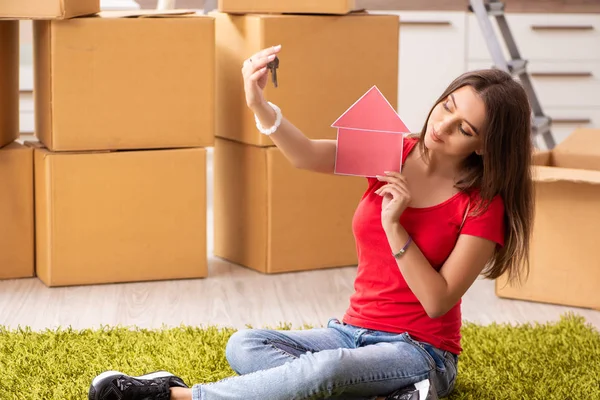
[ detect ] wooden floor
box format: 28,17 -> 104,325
1,262 -> 599,331
1,148 -> 599,332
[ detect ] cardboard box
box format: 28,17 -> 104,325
496,129 -> 600,310
218,0 -> 364,15
0,143 -> 35,280
0,0 -> 99,19
0,21 -> 19,148
214,138 -> 366,273
32,143 -> 208,287
33,10 -> 215,152
214,11 -> 399,147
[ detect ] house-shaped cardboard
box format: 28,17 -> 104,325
332,86 -> 410,177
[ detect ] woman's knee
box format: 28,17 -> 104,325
225,329 -> 264,374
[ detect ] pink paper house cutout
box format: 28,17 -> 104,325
332,86 -> 410,178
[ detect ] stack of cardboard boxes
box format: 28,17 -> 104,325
1,0 -> 215,286
2,1 -> 599,312
1,0 -> 400,286
211,1 -> 400,273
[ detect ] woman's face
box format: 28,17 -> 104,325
424,86 -> 486,158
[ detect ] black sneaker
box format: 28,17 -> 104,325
88,370 -> 189,400
385,379 -> 438,400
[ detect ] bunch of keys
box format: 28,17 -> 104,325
267,56 -> 279,88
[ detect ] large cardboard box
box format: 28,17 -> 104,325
0,21 -> 19,148
32,143 -> 208,287
214,138 -> 365,273
0,143 -> 35,280
496,129 -> 600,310
214,11 -> 399,147
33,11 -> 215,152
218,0 -> 364,15
0,0 -> 98,19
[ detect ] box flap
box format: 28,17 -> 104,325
2,142 -> 30,152
533,165 -> 600,185
551,152 -> 600,172
258,10 -> 383,19
532,150 -> 551,166
26,141 -> 54,158
217,0 -> 361,15
24,140 -> 45,150
549,128 -> 600,171
553,128 -> 600,156
96,9 -> 199,18
0,0 -> 97,20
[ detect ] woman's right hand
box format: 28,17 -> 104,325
242,45 -> 282,110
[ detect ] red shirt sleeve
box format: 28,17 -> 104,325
461,194 -> 506,247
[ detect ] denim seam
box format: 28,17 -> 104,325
197,370 -> 433,400
264,339 -> 314,358
269,343 -> 300,359
298,371 -> 431,400
195,384 -> 203,400
403,335 -> 443,372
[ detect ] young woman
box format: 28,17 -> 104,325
89,44 -> 535,400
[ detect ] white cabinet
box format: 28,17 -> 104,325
468,13 -> 600,62
367,10 -> 600,140
468,60 -> 600,108
19,91 -> 34,135
19,20 -> 34,137
367,11 -> 468,133
466,12 -> 600,147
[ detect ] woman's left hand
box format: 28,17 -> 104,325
375,171 -> 411,229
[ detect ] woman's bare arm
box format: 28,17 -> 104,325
243,45 -> 337,174
253,102 -> 336,174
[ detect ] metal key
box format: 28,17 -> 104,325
267,56 -> 279,88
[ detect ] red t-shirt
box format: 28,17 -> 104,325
342,137 -> 505,355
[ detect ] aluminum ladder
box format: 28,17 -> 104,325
469,0 -> 556,149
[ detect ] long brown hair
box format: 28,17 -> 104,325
417,69 -> 534,284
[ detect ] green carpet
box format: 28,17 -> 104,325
1,314 -> 599,399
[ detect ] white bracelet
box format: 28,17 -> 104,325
255,101 -> 282,136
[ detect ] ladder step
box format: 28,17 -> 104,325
487,2 -> 505,16
507,59 -> 527,75
469,0 -> 556,149
533,116 -> 551,134
533,116 -> 556,148
468,1 -> 505,16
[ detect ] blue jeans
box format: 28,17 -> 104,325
192,318 -> 458,400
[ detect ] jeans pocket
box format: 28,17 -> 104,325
403,334 -> 438,371
402,334 -> 459,397
432,351 -> 458,398
443,351 -> 458,391
423,345 -> 447,373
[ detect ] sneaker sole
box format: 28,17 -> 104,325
89,370 -> 175,400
